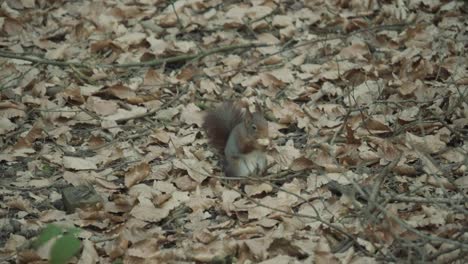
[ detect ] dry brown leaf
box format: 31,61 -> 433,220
406,133 -> 446,154
6,196 -> 33,213
180,103 -> 204,127
185,193 -> 215,212
125,162 -> 151,188
454,175 -> 468,188
63,156 -> 98,170
244,183 -> 273,197
78,239 -> 99,264
173,175 -> 198,191
114,32 -> 146,49
0,117 -> 16,134
248,205 -> 271,220
155,107 -> 179,121
314,237 -> 339,264
222,190 -> 241,216
172,159 -> 210,183
271,140 -> 301,168
193,229 -> 217,244
130,204 -> 170,223
126,238 -> 161,259
312,148 -> 344,173
339,42 -> 370,61
86,96 -> 119,116
244,237 -> 272,259
291,157 -> 314,171
149,130 -> 171,144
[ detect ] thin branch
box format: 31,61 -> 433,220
0,43 -> 269,69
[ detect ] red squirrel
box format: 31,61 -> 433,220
203,101 -> 270,177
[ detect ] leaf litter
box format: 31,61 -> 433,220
0,0 -> 467,263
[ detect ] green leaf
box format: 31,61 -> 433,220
66,227 -> 82,236
112,259 -> 124,264
32,224 -> 63,248
50,234 -> 81,264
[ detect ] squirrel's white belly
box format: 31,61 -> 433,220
237,151 -> 267,177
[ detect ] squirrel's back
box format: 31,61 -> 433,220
202,102 -> 244,153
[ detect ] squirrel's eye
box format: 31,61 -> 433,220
252,124 -> 257,131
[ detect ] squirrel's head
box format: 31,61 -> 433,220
244,108 -> 269,149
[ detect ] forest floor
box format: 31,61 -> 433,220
0,0 -> 467,263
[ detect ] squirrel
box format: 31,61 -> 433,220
203,101 -> 270,177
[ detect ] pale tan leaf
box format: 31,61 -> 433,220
180,103 -> 204,127
63,156 -> 98,170
125,162 -> 151,188
0,117 -> 16,135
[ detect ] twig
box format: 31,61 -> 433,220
115,89 -> 185,123
384,194 -> 468,205
348,178 -> 468,249
0,43 -> 269,69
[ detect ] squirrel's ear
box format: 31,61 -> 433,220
244,107 -> 253,123
254,102 -> 263,113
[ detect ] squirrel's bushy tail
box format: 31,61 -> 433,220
203,102 -> 244,153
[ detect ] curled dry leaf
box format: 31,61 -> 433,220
291,157 -> 314,171
314,237 -> 339,264
244,183 -> 273,197
114,32 -> 146,49
222,190 -> 241,216
0,117 -> 16,134
172,159 -> 211,183
313,148 -> 345,173
185,193 -> 215,212
173,175 -> 198,191
271,140 -> 301,168
180,103 -> 204,127
155,107 -> 179,121
150,129 -> 171,144
454,175 -> 468,188
78,239 -> 99,264
406,133 -> 446,154
6,196 -> 33,213
248,205 -> 271,220
86,96 -> 119,116
193,229 -> 217,244
125,162 -> 151,188
105,106 -> 147,121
